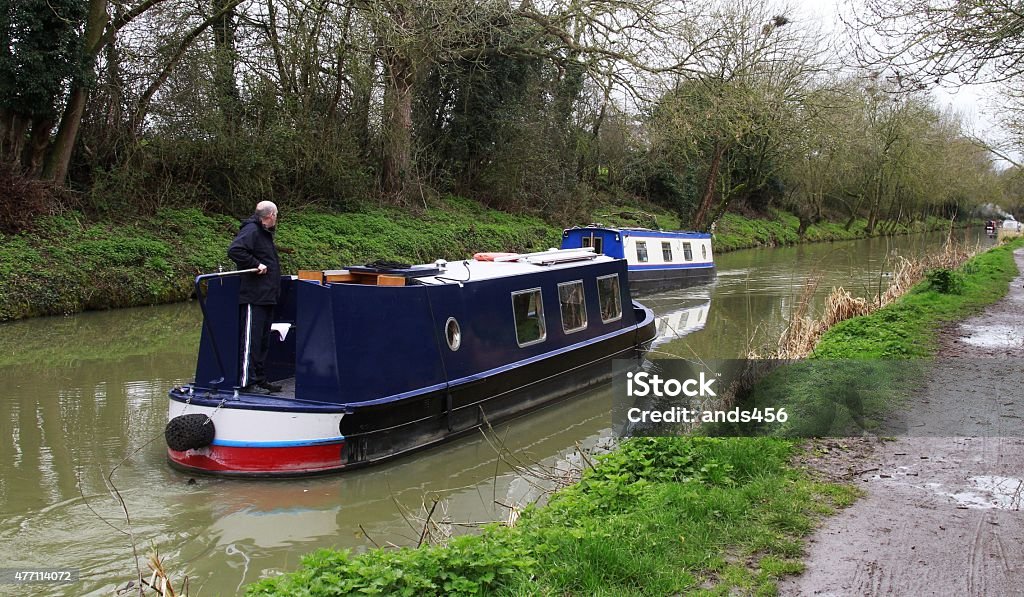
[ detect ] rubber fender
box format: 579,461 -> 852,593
165,414 -> 215,452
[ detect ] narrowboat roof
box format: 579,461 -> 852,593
374,249 -> 618,284
563,226 -> 711,240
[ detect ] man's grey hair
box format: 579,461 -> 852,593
256,201 -> 278,218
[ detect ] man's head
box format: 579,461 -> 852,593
256,201 -> 278,230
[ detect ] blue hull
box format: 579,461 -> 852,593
168,254 -> 656,476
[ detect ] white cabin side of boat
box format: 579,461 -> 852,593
621,234 -> 714,270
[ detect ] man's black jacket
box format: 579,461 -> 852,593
228,215 -> 281,305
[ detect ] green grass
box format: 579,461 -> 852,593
246,437 -> 858,596
813,239 -> 1022,359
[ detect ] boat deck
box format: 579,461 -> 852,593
270,376 -> 296,398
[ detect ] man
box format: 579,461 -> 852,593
228,201 -> 283,394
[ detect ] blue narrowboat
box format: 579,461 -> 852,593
165,248 -> 656,476
561,226 -> 716,293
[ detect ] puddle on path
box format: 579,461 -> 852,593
870,467 -> 1024,511
926,476 -> 1023,510
958,325 -> 1024,349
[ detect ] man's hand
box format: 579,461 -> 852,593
257,263 -> 268,275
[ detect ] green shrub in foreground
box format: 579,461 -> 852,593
247,437 -> 856,596
924,268 -> 965,294
247,531 -> 535,597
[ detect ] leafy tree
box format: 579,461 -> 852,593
0,0 -> 86,174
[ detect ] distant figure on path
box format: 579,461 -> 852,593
228,200 -> 282,394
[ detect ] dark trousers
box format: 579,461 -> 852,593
239,304 -> 274,387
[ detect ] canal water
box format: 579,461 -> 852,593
0,229 -> 996,595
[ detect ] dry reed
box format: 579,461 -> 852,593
122,550 -> 187,597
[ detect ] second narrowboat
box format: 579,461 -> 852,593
561,226 -> 716,293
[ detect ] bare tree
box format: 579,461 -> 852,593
848,0 -> 1024,88
643,0 -> 830,230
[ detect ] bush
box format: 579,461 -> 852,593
0,163 -> 62,233
925,268 -> 965,294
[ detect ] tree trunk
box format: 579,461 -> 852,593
43,85 -> 88,183
211,0 -> 242,127
24,117 -> 55,177
0,108 -> 11,162
844,194 -> 864,230
692,142 -> 725,231
797,215 -> 811,236
43,0 -> 108,184
5,112 -> 29,168
1,108 -> 28,165
265,0 -> 293,95
865,175 -> 884,234
381,54 -> 414,197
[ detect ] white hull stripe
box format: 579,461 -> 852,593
169,401 -> 344,443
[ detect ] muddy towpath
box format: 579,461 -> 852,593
781,248 -> 1024,596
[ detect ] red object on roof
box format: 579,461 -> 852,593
473,252 -> 518,261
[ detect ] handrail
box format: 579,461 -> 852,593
194,268 -> 259,388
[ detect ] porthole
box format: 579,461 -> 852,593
445,317 -> 462,351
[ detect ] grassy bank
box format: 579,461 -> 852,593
738,238 -> 1023,437
0,198 -> 559,322
593,205 -> 970,252
812,238 -> 1022,358
247,437 -> 857,596
0,198 -> 975,322
711,211 -> 968,252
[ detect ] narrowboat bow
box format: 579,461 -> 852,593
166,248 -> 656,476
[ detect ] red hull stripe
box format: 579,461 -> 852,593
168,442 -> 345,474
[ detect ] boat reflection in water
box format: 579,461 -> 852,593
639,284 -> 715,351
651,300 -> 711,349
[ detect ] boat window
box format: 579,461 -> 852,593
597,274 -> 622,323
682,242 -> 693,261
445,317 -> 461,351
702,244 -> 707,260
558,280 -> 588,333
661,241 -> 673,262
593,236 -> 603,254
582,236 -> 592,248
512,288 -> 546,347
636,241 -> 648,263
